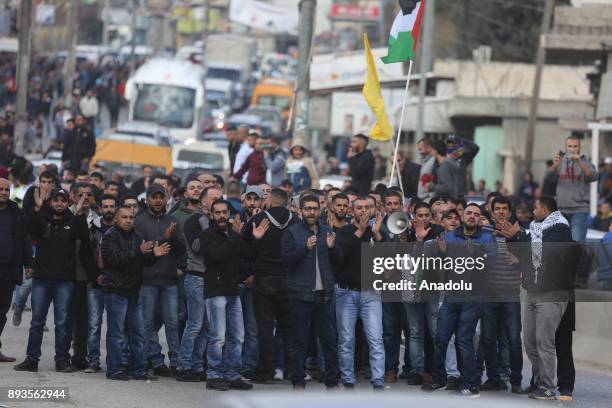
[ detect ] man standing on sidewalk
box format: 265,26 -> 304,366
0,178 -> 32,363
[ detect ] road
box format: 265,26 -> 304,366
1,308 -> 612,408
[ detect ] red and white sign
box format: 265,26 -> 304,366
329,4 -> 380,21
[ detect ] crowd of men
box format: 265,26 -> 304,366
0,130 -> 608,401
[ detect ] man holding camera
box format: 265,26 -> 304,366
545,135 -> 598,242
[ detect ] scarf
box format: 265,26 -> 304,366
529,211 -> 569,281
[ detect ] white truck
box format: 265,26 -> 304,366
205,34 -> 257,110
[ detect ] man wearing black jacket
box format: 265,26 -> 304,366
242,188 -> 299,383
14,188 -> 94,373
85,194 -> 116,373
101,206 -> 170,381
200,199 -> 254,391
348,134 -> 375,195
335,196 -> 385,390
0,178 -> 33,363
62,115 -> 96,172
500,196 -> 581,400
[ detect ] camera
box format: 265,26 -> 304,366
558,150 -> 566,158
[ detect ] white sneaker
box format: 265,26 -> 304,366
305,373 -> 312,381
274,369 -> 284,381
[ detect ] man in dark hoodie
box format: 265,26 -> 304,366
348,134 -> 375,195
0,178 -> 32,363
101,206 -> 170,381
14,188 -> 93,373
134,184 -> 186,376
242,188 -> 299,383
200,199 -> 254,391
445,135 -> 480,197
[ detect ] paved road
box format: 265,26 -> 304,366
1,308 -> 612,408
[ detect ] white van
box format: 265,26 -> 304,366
172,138 -> 230,182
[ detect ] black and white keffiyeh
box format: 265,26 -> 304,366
529,211 -> 569,281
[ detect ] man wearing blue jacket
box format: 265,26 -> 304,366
422,203 -> 496,398
281,194 -> 342,391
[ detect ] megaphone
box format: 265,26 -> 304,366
387,212 -> 411,235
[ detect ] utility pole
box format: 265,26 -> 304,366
524,0 -> 555,172
201,0 -> 209,76
416,0 -> 435,141
130,0 -> 138,74
102,0 -> 110,47
292,0 -> 316,145
64,0 -> 78,106
14,0 -> 32,156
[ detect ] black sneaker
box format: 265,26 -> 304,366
12,309 -> 22,326
207,377 -> 230,391
55,361 -> 75,373
71,359 -> 88,371
229,378 -> 254,390
153,364 -> 173,377
421,382 -> 447,392
14,359 -> 38,372
252,375 -> 275,385
480,380 -> 507,391
557,389 -> 573,401
373,384 -> 385,392
175,369 -> 200,382
511,384 -> 522,394
133,373 -> 159,381
446,376 -> 461,391
406,373 -> 423,385
108,372 -> 130,381
456,388 -> 480,398
343,383 -> 355,390
529,387 -> 556,400
84,364 -> 101,373
197,371 -> 207,382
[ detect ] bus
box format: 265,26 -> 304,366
124,58 -> 205,143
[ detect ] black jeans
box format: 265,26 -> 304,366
556,329 -> 575,392
253,276 -> 292,379
0,270 -> 14,350
288,292 -> 339,387
68,281 -> 88,364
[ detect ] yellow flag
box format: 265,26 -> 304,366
362,33 -> 393,141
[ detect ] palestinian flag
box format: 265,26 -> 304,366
381,0 -> 425,64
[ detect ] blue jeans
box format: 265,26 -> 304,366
335,288 -> 385,387
403,302 -> 425,375
177,275 -> 207,372
288,292 -> 339,387
139,283 -> 180,368
177,274 -> 186,339
382,301 -> 409,373
481,302 -> 523,385
566,212 -> 588,242
87,286 -> 104,366
26,278 -> 74,363
240,285 -> 259,373
104,292 -> 147,378
14,275 -> 32,311
205,295 -> 244,381
432,302 -> 482,389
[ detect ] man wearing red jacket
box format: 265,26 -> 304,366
232,136 -> 267,186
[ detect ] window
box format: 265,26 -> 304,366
133,84 -> 195,129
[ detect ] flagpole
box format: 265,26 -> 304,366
389,59 -> 414,194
